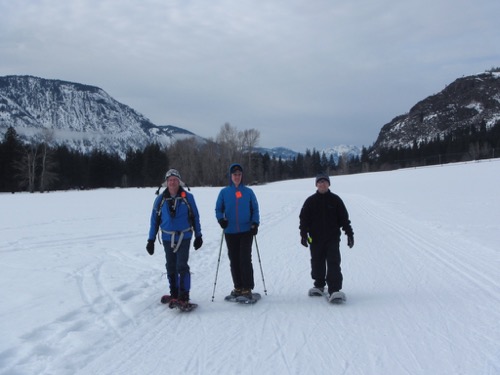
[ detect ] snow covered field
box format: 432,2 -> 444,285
1,160 -> 499,375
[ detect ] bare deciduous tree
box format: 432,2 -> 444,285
168,138 -> 202,186
39,129 -> 58,192
199,138 -> 223,185
14,144 -> 39,193
241,128 -> 260,181
216,123 -> 242,166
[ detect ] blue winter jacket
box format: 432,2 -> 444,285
215,182 -> 260,234
148,187 -> 202,242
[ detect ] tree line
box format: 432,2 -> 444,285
1,120 -> 499,193
0,123 -> 357,193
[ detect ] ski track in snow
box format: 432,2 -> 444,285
1,161 -> 499,375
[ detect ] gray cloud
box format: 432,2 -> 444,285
1,0 -> 499,152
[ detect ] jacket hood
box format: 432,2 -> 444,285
228,163 -> 243,186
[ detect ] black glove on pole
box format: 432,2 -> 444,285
218,218 -> 228,229
250,223 -> 259,236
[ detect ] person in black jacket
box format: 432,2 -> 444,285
299,172 -> 354,300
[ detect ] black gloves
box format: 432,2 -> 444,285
218,218 -> 228,229
347,235 -> 354,248
301,237 -> 308,247
300,231 -> 309,247
146,240 -> 155,255
194,236 -> 203,250
300,233 -> 353,248
250,223 -> 259,236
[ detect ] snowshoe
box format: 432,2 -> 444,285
168,299 -> 198,312
308,287 -> 325,297
327,291 -> 346,304
235,292 -> 261,304
160,295 -> 176,304
225,291 -> 261,304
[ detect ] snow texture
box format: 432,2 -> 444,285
1,160 -> 499,375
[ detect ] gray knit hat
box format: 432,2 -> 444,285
315,173 -> 330,184
165,169 -> 181,181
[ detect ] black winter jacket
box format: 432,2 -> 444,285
299,190 -> 353,242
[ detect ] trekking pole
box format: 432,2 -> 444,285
254,236 -> 268,295
211,230 -> 225,301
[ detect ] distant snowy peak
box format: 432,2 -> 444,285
372,70 -> 500,152
256,145 -> 361,163
322,145 -> 361,163
254,146 -> 298,160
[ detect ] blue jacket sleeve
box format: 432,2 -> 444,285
249,189 -> 260,225
148,195 -> 162,240
215,189 -> 226,221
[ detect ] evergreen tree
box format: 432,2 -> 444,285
0,127 -> 23,192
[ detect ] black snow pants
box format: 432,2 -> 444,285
310,237 -> 342,293
225,231 -> 255,290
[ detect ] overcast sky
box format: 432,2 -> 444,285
1,0 -> 499,152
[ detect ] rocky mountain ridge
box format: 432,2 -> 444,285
0,75 -> 197,158
371,70 -> 500,154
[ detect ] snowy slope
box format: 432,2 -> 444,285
1,160 -> 499,375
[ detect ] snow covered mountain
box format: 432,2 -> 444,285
254,146 -> 299,160
321,144 -> 361,163
371,70 -> 500,153
256,145 -> 361,163
0,75 -> 197,158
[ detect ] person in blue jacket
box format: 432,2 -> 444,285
215,163 -> 260,300
146,169 -> 203,307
